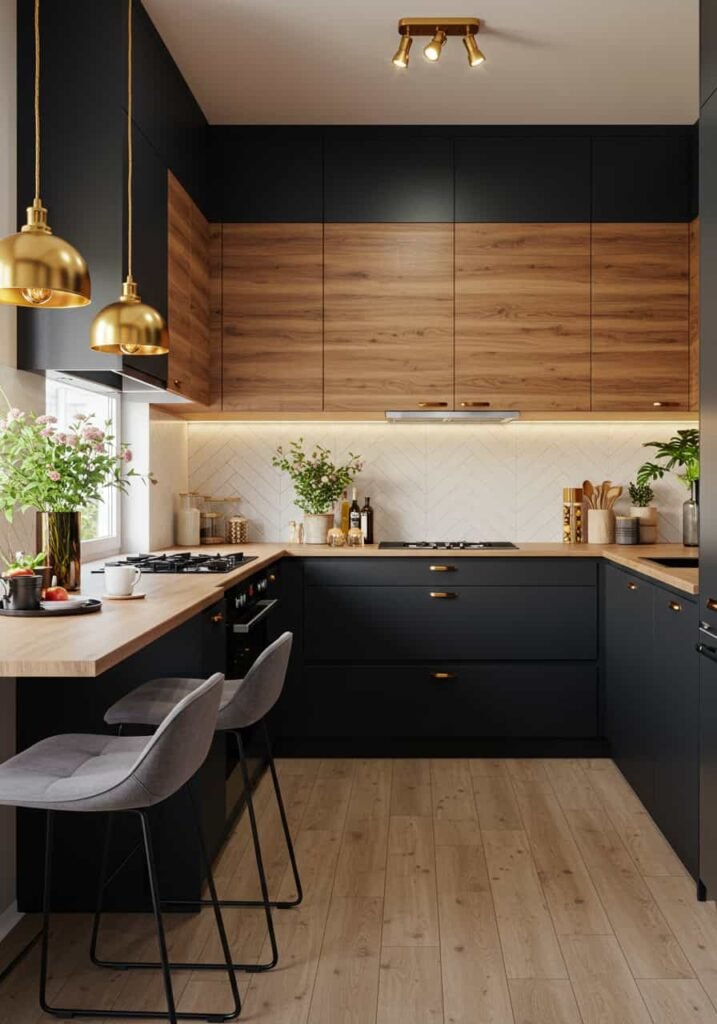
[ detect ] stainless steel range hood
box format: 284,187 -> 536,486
385,410 -> 520,424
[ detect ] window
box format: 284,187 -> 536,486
45,377 -> 121,561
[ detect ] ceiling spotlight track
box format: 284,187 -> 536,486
392,16 -> 485,69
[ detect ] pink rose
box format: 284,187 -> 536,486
121,449 -> 133,463
40,427 -> 55,438
63,433 -> 78,447
47,470 -> 60,482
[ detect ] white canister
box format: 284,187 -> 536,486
176,492 -> 201,546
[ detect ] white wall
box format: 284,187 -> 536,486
0,0 -> 46,931
121,401 -> 188,552
188,421 -> 695,544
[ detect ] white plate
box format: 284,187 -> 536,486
40,597 -> 90,612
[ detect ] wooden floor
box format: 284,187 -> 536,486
2,758 -> 717,1023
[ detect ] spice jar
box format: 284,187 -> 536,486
562,487 -> 585,544
227,515 -> 248,545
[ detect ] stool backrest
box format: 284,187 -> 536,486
130,671 -> 224,803
221,632 -> 292,729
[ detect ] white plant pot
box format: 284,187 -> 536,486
303,513 -> 334,545
630,505 -> 658,544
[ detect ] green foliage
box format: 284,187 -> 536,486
1,550 -> 46,571
272,438 -> 364,515
0,404 -> 155,523
636,429 -> 700,490
628,480 -> 655,507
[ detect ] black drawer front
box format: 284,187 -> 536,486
280,663 -> 597,739
305,585 -> 596,662
303,557 -> 598,588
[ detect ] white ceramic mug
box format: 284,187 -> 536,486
104,564 -> 142,596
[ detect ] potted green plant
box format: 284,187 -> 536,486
0,404 -> 153,589
272,439 -> 364,544
636,428 -> 700,547
627,480 -> 657,544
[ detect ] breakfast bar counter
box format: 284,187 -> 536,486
0,542 -> 698,678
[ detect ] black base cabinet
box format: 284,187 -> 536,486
602,563 -> 699,879
272,557 -> 600,754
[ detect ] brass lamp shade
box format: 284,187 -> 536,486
0,200 -> 91,309
90,278 -> 169,356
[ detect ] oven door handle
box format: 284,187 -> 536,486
231,598 -> 278,633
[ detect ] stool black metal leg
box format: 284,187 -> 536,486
232,728 -> 278,970
89,811 -> 116,968
186,781 -> 242,1013
38,810 -> 54,1017
137,810 -> 178,1024
261,720 -> 303,909
39,809 -> 238,1022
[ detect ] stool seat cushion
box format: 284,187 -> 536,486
0,734 -> 151,812
104,633 -> 293,733
105,677 -> 242,729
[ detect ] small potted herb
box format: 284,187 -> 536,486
272,439 -> 364,544
627,481 -> 657,544
637,429 -> 700,547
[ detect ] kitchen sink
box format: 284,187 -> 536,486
641,556 -> 699,568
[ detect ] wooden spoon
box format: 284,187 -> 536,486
606,485 -> 622,510
582,480 -> 595,509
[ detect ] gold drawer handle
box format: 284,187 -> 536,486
210,612 -> 224,623
173,379 -> 182,389
431,671 -> 456,680
429,565 -> 455,572
651,401 -> 679,408
460,401 -> 491,408
418,401 -> 448,408
708,598 -> 717,612
669,601 -> 682,613
430,591 -> 456,599
627,582 -> 638,591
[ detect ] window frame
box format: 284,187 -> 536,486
44,378 -> 122,563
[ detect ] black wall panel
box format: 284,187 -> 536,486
455,137 -> 590,222
592,135 -> 693,222
324,135 -> 453,222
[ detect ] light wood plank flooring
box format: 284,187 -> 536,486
1,758 -> 716,1023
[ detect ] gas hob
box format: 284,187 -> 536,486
378,541 -> 519,550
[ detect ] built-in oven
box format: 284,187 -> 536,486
223,566 -> 280,820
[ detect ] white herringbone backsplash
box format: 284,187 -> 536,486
188,422 -> 695,544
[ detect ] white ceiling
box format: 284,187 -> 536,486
142,0 -> 699,125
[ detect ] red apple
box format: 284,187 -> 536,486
4,567 -> 35,578
44,586 -> 69,602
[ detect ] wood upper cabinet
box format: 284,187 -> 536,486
323,224 -> 454,411
455,224 -> 591,411
591,223 -> 690,412
222,224 -> 323,411
167,171 -> 211,405
689,219 -> 700,412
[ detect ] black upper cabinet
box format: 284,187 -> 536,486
454,137 -> 590,222
324,136 -> 453,222
132,2 -> 209,216
592,136 -> 693,222
702,0 -> 717,106
215,128 -> 323,223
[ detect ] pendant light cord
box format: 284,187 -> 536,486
127,0 -> 133,281
33,0 -> 40,201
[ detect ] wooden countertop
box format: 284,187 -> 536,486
0,542 -> 697,678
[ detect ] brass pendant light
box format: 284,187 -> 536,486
0,0 -> 91,308
90,0 -> 169,356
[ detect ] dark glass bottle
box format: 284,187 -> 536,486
360,497 -> 374,544
349,488 -> 361,531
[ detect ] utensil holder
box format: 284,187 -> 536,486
587,509 -> 615,544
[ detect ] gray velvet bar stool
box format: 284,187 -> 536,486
93,631 -> 302,976
0,671 -> 241,1024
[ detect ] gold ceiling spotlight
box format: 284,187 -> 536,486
91,0 -> 169,357
392,17 -> 485,68
0,0 -> 91,309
